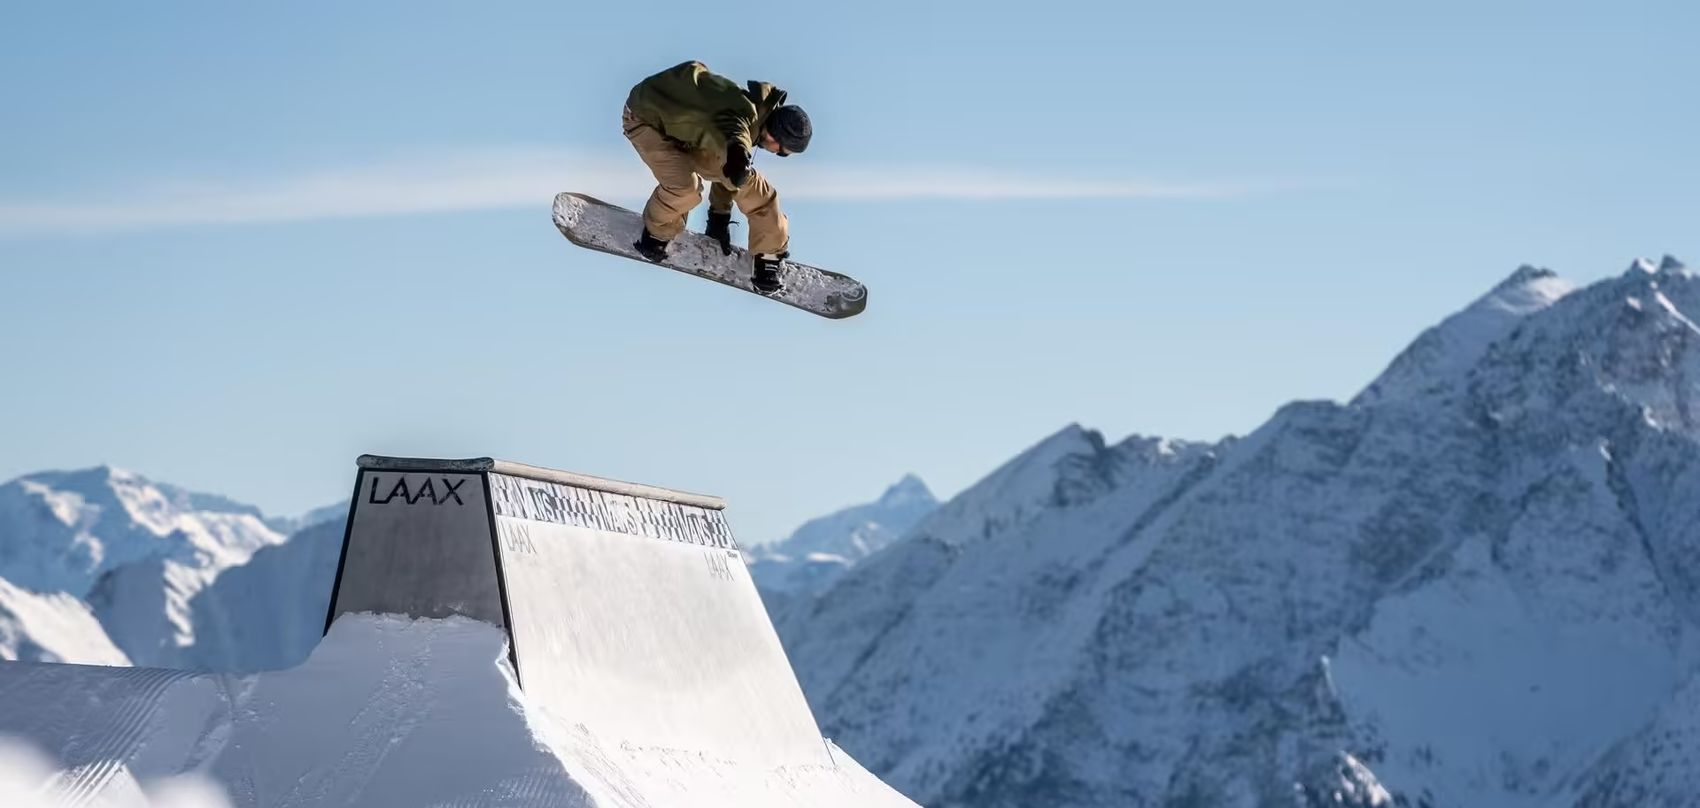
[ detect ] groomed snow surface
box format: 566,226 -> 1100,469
0,614 -> 916,807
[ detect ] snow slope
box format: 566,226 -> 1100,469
0,614 -> 916,807
779,425 -> 1223,800
1568,668 -> 1700,806
0,578 -> 128,665
782,257 -> 1700,807
1356,264 -> 1577,405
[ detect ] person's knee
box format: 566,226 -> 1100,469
657,182 -> 701,202
736,189 -> 776,216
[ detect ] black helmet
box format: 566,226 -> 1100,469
766,105 -> 811,155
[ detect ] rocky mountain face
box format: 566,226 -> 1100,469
778,257 -> 1700,808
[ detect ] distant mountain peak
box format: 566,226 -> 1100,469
1355,262 -> 1576,405
1659,254 -> 1689,275
1480,263 -> 1576,312
1051,422 -> 1101,448
747,473 -> 942,597
877,474 -> 935,508
1496,263 -> 1559,291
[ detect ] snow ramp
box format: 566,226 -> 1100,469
0,456 -> 918,807
325,455 -> 830,768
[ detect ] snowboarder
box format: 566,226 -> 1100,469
622,60 -> 812,294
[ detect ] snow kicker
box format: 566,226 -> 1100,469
325,455 -> 832,768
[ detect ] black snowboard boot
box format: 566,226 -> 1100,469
633,228 -> 670,262
705,211 -> 734,256
752,253 -> 785,294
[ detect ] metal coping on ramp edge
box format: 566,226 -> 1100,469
354,455 -> 726,510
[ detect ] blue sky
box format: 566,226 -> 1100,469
2,2 -> 1696,543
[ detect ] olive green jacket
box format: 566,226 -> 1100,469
625,61 -> 787,156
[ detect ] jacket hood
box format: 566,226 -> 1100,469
747,81 -> 789,133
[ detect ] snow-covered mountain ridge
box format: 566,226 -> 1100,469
0,466 -> 284,596
0,468 -> 334,668
779,256 -> 1700,807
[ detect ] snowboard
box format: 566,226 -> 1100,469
552,192 -> 868,320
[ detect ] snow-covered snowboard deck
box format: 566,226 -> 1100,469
552,192 -> 868,320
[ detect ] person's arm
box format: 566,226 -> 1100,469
691,67 -> 759,186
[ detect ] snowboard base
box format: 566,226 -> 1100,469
552,192 -> 868,320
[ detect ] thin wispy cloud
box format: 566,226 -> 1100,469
0,147 -> 1291,237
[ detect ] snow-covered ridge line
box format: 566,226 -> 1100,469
781,256 -> 1700,807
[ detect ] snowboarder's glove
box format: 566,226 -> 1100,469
705,211 -> 734,256
724,145 -> 752,188
752,252 -> 786,295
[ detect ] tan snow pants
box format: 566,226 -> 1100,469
622,107 -> 789,256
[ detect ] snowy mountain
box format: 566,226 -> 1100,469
748,474 -> 938,598
0,578 -> 128,665
184,518 -> 343,671
0,466 -> 285,597
778,256 -> 1700,807
0,467 -> 313,668
83,519 -> 342,674
1356,263 -> 1578,405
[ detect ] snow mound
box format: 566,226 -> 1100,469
0,614 -> 916,807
